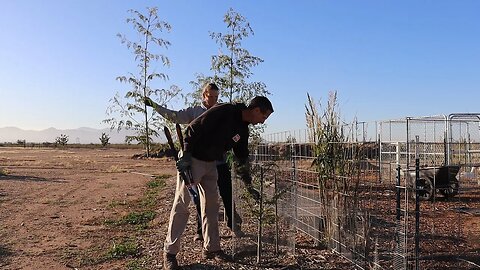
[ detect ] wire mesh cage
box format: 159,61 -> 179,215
227,114 -> 480,269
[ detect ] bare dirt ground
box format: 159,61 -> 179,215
0,147 -> 348,270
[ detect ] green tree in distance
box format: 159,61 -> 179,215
55,134 -> 69,146
99,132 -> 110,148
104,7 -> 180,157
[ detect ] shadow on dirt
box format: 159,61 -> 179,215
132,148 -> 176,159
0,244 -> 13,267
421,252 -> 480,265
0,174 -> 66,183
181,263 -> 221,269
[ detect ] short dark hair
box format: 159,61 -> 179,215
247,96 -> 274,113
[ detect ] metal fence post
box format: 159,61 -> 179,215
414,136 -> 420,270
291,136 -> 297,254
257,165 -> 264,264
274,171 -> 279,254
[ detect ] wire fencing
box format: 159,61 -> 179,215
231,114 -> 480,269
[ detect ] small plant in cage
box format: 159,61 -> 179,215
236,160 -> 295,262
240,162 -> 287,220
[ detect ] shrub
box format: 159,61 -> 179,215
55,134 -> 69,146
99,133 -> 110,147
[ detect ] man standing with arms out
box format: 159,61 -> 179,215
145,83 -> 245,241
163,96 -> 273,270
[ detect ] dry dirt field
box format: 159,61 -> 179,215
0,147 -> 348,270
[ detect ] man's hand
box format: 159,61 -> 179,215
246,185 -> 261,201
144,97 -> 155,108
176,152 -> 192,172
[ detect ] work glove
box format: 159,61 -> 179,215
246,184 -> 261,202
144,97 -> 155,107
176,151 -> 192,173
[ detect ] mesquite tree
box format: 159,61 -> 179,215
187,8 -> 270,153
188,8 -> 269,105
104,7 -> 180,157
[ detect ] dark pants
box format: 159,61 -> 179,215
196,163 -> 239,235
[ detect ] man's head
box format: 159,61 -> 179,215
244,96 -> 274,125
202,83 -> 219,109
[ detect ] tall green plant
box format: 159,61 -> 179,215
306,91 -> 365,247
188,8 -> 269,105
306,91 -> 344,242
306,91 -> 346,182
210,8 -> 269,103
104,7 -> 180,157
188,9 -> 271,147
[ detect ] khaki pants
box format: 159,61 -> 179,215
164,157 -> 220,255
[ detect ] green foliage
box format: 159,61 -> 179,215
55,134 -> 69,146
104,7 -> 180,157
210,8 -> 269,103
306,92 -> 345,176
306,91 -> 359,191
241,162 -> 289,226
188,8 -> 269,105
147,175 -> 168,188
105,210 -> 156,230
188,8 -> 271,146
106,239 -> 140,259
99,132 -> 110,147
126,258 -> 148,270
140,174 -> 168,207
121,211 -> 156,226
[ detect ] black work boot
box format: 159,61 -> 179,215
228,211 -> 244,237
163,252 -> 178,270
232,223 -> 245,237
233,211 -> 243,226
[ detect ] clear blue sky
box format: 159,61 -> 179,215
1,1 -> 479,134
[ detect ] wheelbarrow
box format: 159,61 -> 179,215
405,165 -> 460,201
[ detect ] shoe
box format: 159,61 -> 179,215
233,211 -> 243,225
163,252 -> 178,270
194,233 -> 203,241
227,221 -> 244,237
202,249 -> 232,262
232,226 -> 245,237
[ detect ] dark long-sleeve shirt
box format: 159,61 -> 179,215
183,103 -> 251,184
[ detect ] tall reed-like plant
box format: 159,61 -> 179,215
305,91 -> 363,247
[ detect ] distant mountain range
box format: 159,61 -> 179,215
0,126 -> 142,144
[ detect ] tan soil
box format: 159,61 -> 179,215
0,147 -> 344,270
